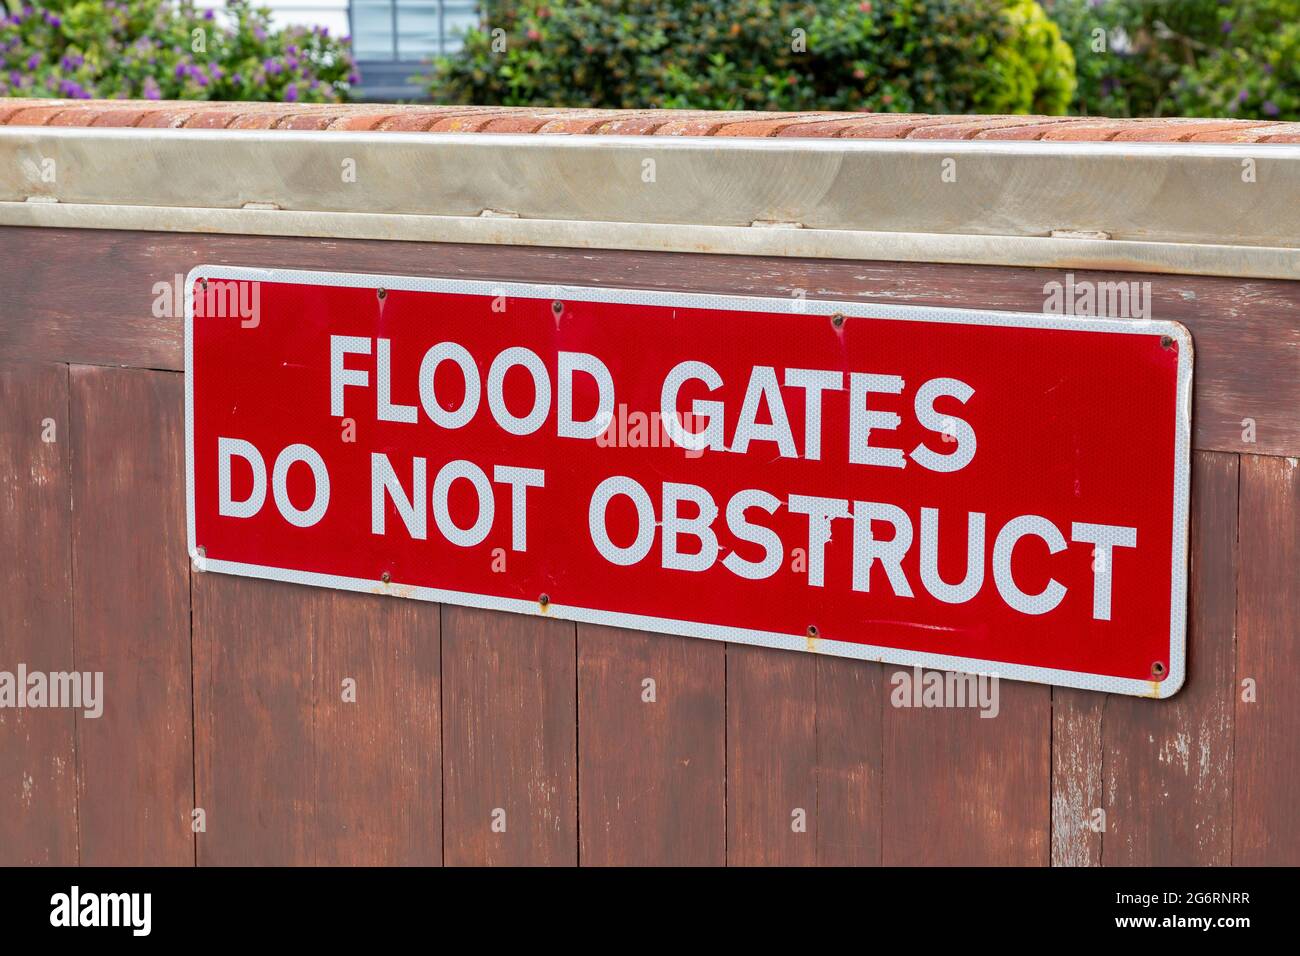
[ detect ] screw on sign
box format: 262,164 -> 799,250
186,268 -> 1191,698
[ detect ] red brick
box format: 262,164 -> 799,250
0,100 -> 1292,147
89,109 -> 156,127
971,119 -> 1111,141
180,109 -> 246,129
537,111 -> 635,134
374,109 -> 469,132
1187,122 -> 1300,143
906,116 -> 1087,140
771,116 -> 871,137
653,112 -> 780,136
1040,121 -> 1138,141
325,112 -> 398,131
275,113 -> 339,130
226,111 -> 284,130
427,109 -> 534,133
4,105 -> 73,126
594,112 -> 713,135
136,108 -> 201,129
473,109 -> 590,134
838,114 -> 986,139
1110,119 -> 1260,142
713,113 -> 843,137
47,108 -> 108,126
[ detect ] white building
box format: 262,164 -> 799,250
195,1 -> 478,100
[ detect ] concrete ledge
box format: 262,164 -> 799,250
1,101 -> 1297,279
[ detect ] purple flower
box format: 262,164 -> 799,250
174,62 -> 188,79
26,53 -> 40,70
231,73 -> 243,85
1221,21 -> 1233,33
284,83 -> 298,102
1263,101 -> 1281,117
1238,89 -> 1249,103
347,71 -> 360,84
143,77 -> 161,100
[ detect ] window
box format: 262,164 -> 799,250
350,0 -> 478,99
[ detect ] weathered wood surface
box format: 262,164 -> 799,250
578,624 -> 725,866
0,362 -> 78,865
69,366 -> 194,865
0,226 -> 1296,456
884,672 -> 1051,865
193,576 -> 441,865
1234,454 -> 1300,865
1,228 -> 1297,866
1105,452 -> 1237,865
1050,688 -> 1104,867
726,644 -> 819,865
1052,452 -> 1239,866
441,606 -> 578,866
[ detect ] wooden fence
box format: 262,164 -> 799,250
0,103 -> 1297,866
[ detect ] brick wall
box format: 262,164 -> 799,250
2,98 -> 1299,142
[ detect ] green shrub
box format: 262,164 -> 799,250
979,0 -> 1075,114
1047,0 -> 1298,120
0,0 -> 356,102
431,0 -> 1076,115
1173,1 -> 1299,121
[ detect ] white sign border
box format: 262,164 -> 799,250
184,265 -> 1193,699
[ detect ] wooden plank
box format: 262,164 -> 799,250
192,574 -> 313,865
310,591 -> 440,866
1050,688 -> 1104,867
1096,451 -> 1237,865
726,643 -> 817,866
882,670 -> 1050,865
1,227 -> 1296,456
1234,454 -> 1300,864
577,624 -> 725,866
441,606 -> 577,866
0,362 -> 78,865
193,576 -> 440,865
814,655 -> 884,866
69,365 -> 193,865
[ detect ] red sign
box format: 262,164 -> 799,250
186,268 -> 1192,697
